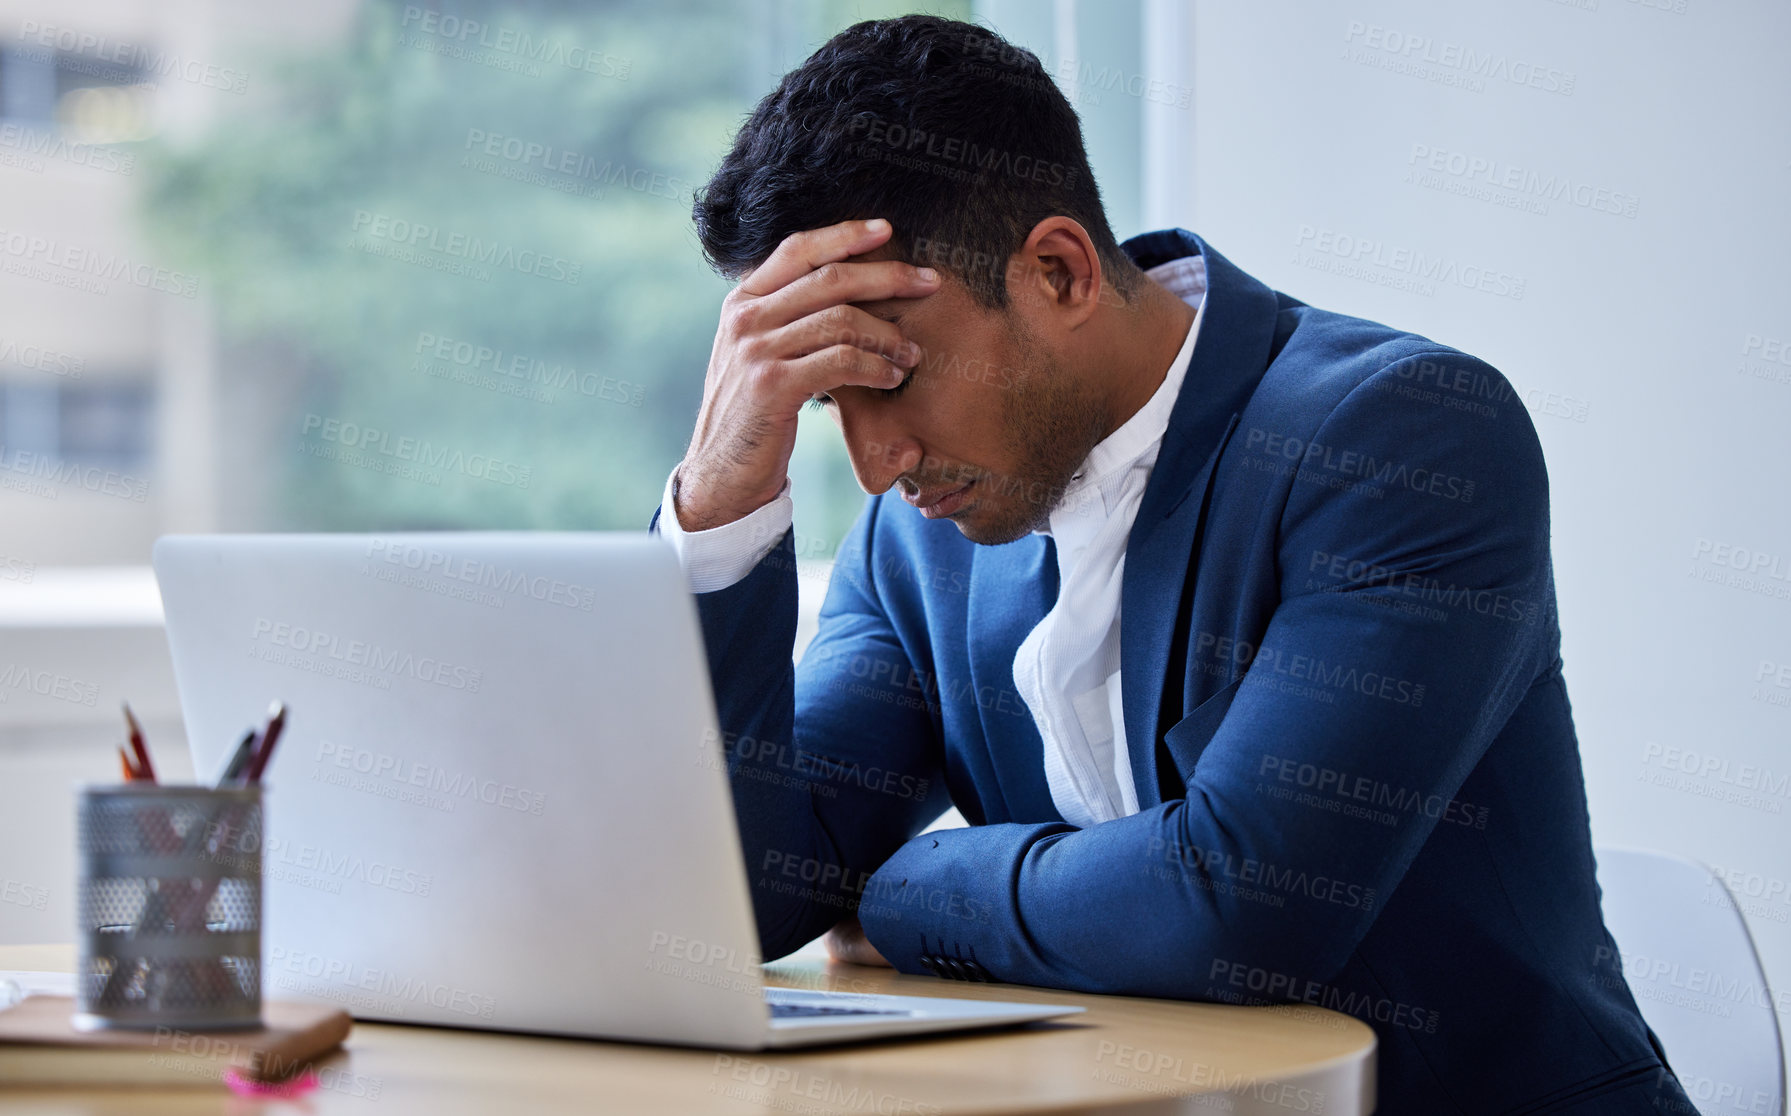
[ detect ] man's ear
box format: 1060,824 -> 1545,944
1007,217 -> 1104,330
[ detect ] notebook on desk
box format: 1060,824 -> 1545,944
152,533 -> 1082,1050
0,991 -> 350,1086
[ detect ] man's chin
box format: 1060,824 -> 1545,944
951,507 -> 1036,547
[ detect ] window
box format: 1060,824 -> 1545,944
0,0 -> 1145,561
0,380 -> 152,470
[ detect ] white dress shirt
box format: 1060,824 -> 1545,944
655,254 -> 1209,827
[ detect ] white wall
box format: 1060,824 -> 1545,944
1148,0 -> 1791,1080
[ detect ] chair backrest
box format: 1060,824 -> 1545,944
1595,846 -> 1786,1116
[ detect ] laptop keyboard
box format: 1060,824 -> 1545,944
769,1001 -> 913,1019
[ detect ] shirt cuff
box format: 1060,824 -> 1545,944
653,467 -> 794,594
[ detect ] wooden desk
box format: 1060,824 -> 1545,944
0,943 -> 1374,1114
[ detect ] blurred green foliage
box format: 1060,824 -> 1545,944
139,0 -> 969,549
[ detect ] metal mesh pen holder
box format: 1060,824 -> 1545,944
76,784 -> 263,1031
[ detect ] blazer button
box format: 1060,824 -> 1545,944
940,957 -> 970,981
918,954 -> 942,976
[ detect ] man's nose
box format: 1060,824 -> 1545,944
842,422 -> 923,496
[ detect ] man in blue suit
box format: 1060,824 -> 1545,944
652,15 -> 1692,1113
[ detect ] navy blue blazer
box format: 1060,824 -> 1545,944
656,229 -> 1692,1114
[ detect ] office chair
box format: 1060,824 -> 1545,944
1595,846 -> 1786,1116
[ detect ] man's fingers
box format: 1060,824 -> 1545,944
770,304 -> 919,368
784,344 -> 908,398
822,922 -> 855,963
757,257 -> 940,331
822,919 -> 892,968
737,218 -> 893,298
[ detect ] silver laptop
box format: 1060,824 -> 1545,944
151,532 -> 1081,1049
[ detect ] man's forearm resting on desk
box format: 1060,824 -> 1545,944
663,366 -> 1542,995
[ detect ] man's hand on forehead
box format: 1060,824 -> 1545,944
672,219 -> 940,532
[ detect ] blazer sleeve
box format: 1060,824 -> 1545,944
656,495 -> 952,960
855,352 -> 1555,997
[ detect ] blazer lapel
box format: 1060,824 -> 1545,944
1119,231 -> 1282,808
965,534 -> 1062,823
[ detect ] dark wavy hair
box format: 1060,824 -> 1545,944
692,14 -> 1139,310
